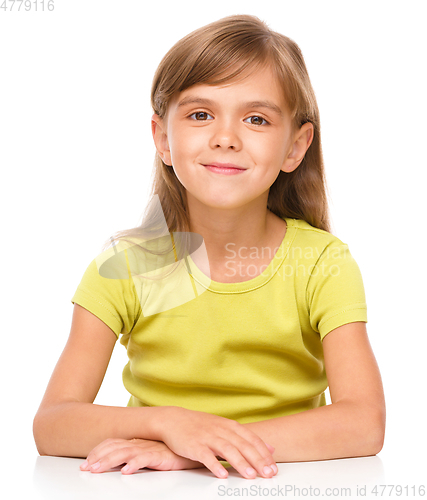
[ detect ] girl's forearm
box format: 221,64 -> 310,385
33,402 -> 165,458
243,401 -> 385,463
34,400 -> 385,465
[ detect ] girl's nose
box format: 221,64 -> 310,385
209,122 -> 242,151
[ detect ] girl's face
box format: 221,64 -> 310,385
152,66 -> 312,213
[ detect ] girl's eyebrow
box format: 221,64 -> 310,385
176,96 -> 283,117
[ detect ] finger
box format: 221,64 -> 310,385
214,433 -> 277,479
87,446 -> 139,474
197,447 -> 230,479
82,438 -> 125,469
121,451 -> 164,474
234,425 -> 276,459
264,443 -> 278,473
80,439 -> 118,469
210,439 -> 264,479
231,427 -> 277,475
265,443 -> 275,454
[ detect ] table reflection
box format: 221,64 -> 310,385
33,455 -> 384,500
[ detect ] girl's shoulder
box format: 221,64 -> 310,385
285,218 -> 346,249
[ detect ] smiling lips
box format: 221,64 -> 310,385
203,163 -> 247,175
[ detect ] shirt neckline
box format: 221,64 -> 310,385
186,217 -> 298,294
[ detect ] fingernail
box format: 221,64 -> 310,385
245,467 -> 256,477
267,442 -> 275,452
271,463 -> 278,474
91,462 -> 100,471
121,465 -> 130,473
80,460 -> 88,470
217,467 -> 228,478
263,465 -> 273,476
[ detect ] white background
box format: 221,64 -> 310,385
1,0 -> 426,497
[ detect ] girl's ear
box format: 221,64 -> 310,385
281,122 -> 314,173
151,113 -> 172,166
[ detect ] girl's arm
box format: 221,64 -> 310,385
33,304 -> 164,457
242,321 -> 386,462
33,304 -> 277,479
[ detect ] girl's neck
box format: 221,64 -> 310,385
187,193 -> 281,267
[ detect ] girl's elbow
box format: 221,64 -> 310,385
33,412 -> 50,456
369,429 -> 384,456
373,419 -> 386,455
347,402 -> 386,457
375,404 -> 386,453
363,407 -> 386,456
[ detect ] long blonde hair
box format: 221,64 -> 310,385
102,14 -> 333,275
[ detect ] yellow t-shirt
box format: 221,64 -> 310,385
71,217 -> 367,423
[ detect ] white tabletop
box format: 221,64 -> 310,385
29,450 -> 425,500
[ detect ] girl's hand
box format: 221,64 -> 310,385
155,406 -> 278,479
80,438 -> 203,474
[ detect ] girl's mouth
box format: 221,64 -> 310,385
203,163 -> 247,175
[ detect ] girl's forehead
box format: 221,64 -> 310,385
172,65 -> 285,105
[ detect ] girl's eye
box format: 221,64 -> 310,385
189,111 -> 213,121
244,116 -> 268,126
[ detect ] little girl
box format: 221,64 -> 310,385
33,14 -> 386,480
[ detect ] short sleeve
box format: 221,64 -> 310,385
71,247 -> 142,339
306,240 -> 368,341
